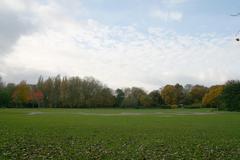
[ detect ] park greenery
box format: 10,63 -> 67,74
0,76 -> 240,159
0,108 -> 240,159
0,76 -> 239,111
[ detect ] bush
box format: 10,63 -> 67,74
183,104 -> 202,109
171,105 -> 178,109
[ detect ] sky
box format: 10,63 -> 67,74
0,0 -> 240,90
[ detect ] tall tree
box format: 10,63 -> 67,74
0,78 -> 12,107
60,76 -> 69,107
202,85 -> 224,108
220,80 -> 240,111
148,90 -> 164,106
97,87 -> 115,107
5,83 -> 16,106
53,75 -> 61,107
189,85 -> 208,104
0,76 -> 3,89
139,94 -> 153,107
37,76 -> 44,91
161,85 -> 176,105
32,90 -> 44,108
115,89 -> 125,107
121,87 -> 146,108
131,87 -> 147,107
175,84 -> 185,104
42,78 -> 54,107
12,81 -> 32,107
161,84 -> 184,106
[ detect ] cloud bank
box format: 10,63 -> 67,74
0,0 -> 239,90
0,0 -> 37,56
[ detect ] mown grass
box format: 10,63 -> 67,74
0,108 -> 240,159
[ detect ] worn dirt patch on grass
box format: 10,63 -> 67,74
75,111 -> 217,116
28,112 -> 44,115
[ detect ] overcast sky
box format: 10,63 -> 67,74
0,0 -> 240,90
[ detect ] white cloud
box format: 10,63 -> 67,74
0,0 -> 240,91
151,10 -> 183,21
0,0 -> 38,57
0,0 -> 27,11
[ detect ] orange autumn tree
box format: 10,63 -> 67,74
12,81 -> 32,107
32,90 -> 44,107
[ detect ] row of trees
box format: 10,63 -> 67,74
0,76 -> 239,111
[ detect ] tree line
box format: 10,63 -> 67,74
0,76 -> 239,111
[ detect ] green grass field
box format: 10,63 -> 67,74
0,108 -> 240,159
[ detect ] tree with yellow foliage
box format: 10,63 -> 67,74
202,85 -> 224,108
12,81 -> 32,107
161,84 -> 184,106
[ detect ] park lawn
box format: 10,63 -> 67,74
0,108 -> 240,159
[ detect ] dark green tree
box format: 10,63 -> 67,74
189,85 -> 208,104
115,89 -> 125,107
220,80 -> 240,111
0,79 -> 13,107
148,90 -> 164,106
